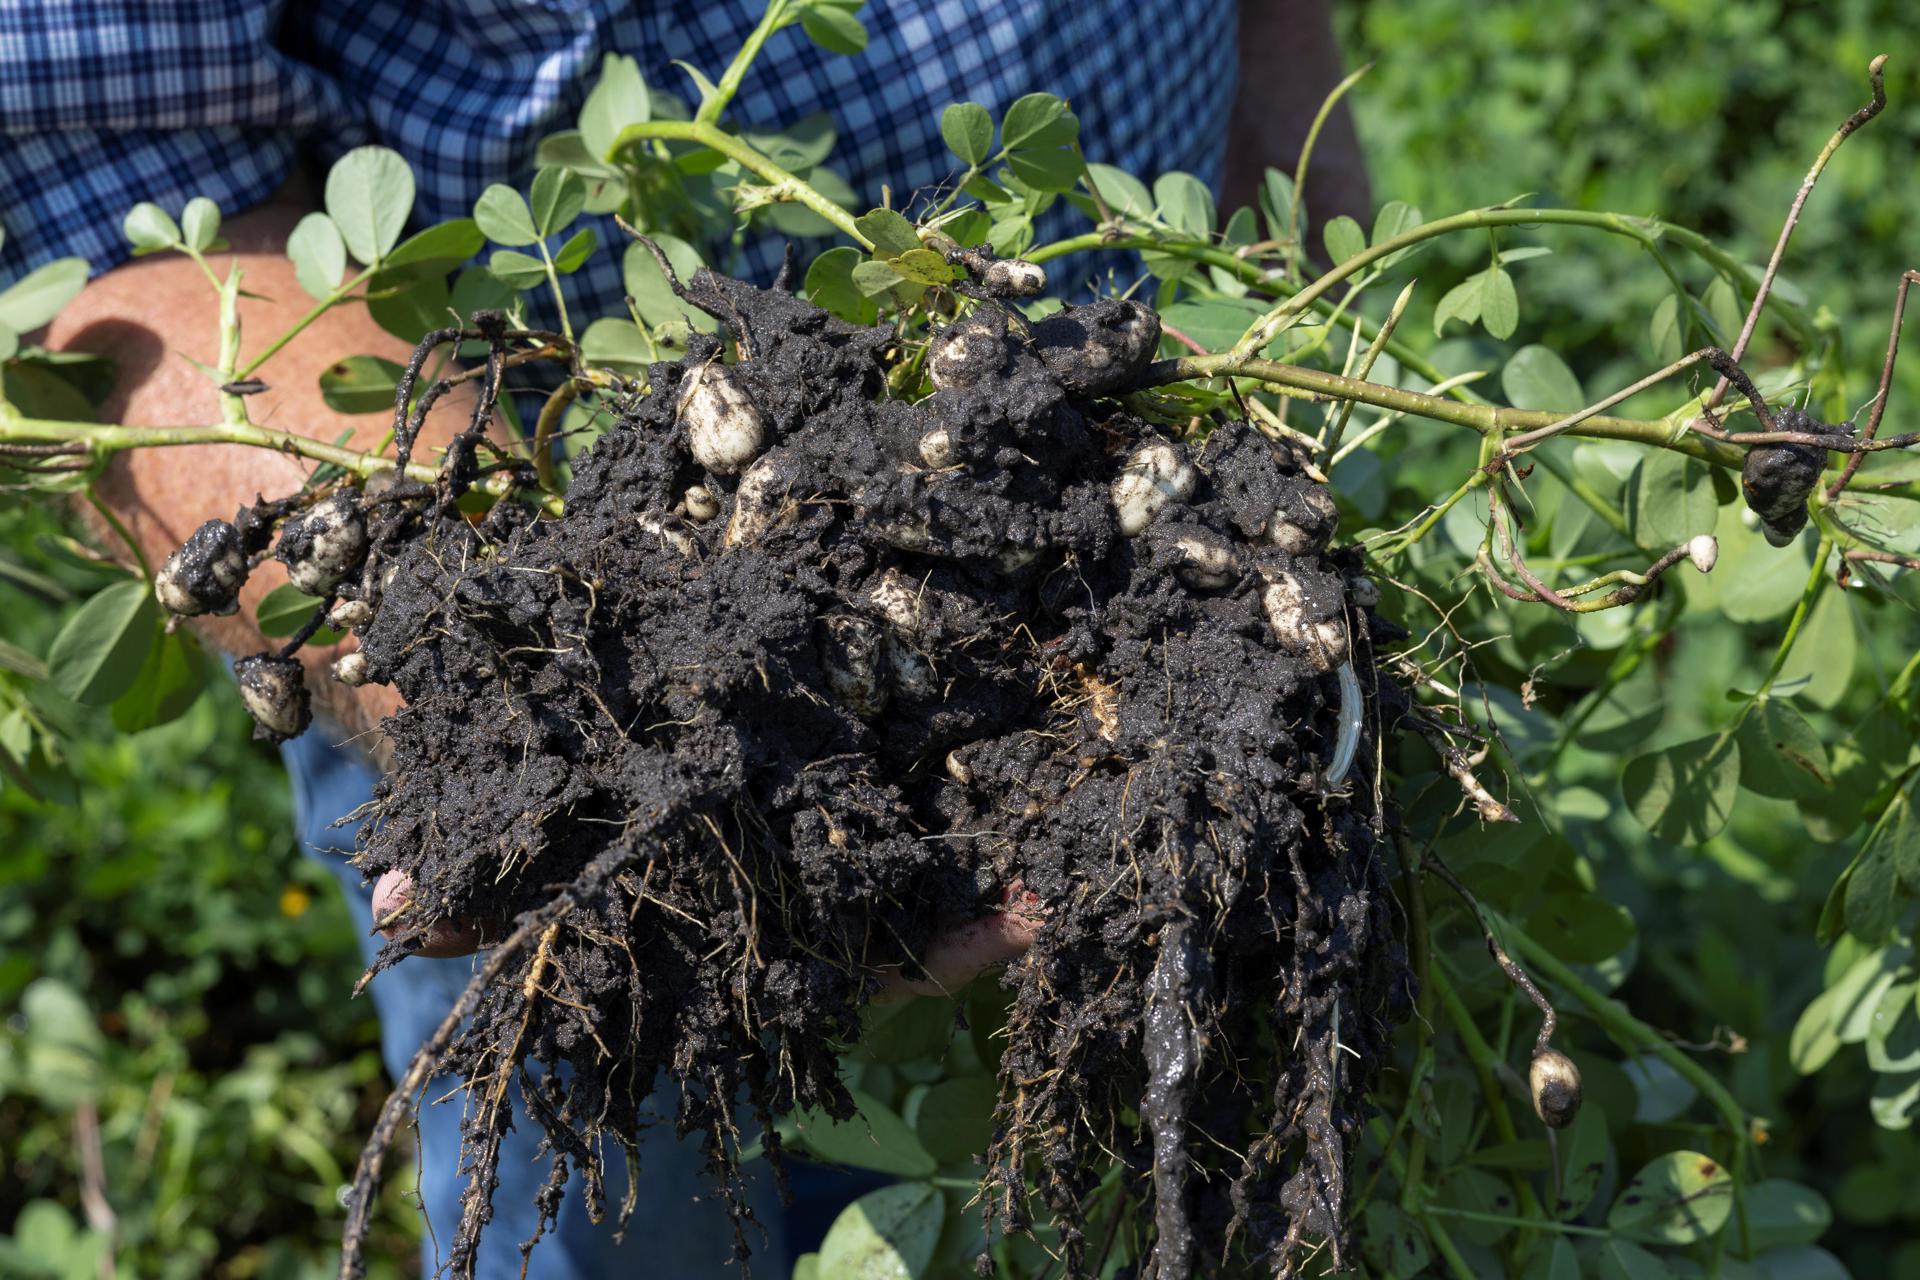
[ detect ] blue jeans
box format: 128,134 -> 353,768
283,729 -> 802,1278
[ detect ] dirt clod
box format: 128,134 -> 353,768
318,264 -> 1409,1278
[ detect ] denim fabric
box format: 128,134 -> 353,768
282,725 -> 789,1278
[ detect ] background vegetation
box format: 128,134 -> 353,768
4,1 -> 1918,1276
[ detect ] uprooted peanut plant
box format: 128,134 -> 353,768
3,5 -> 1916,1277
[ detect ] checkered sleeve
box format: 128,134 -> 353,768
3,0 -> 1238,313
0,0 -> 364,280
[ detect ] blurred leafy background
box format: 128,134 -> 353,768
4,0 -> 1919,1276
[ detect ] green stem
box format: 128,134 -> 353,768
236,267 -> 374,380
85,491 -> 151,581
694,0 -> 791,125
1236,206 -> 1815,357
537,240 -> 574,344
1286,61 -> 1374,279
4,418 -> 563,516
611,120 -> 869,248
1431,963 -> 1546,1230
1424,1207 -> 1610,1239
1720,535 -> 1832,740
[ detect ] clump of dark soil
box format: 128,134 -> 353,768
275,261 -> 1409,1277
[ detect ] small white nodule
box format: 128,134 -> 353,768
637,513 -> 699,559
1688,535 -> 1719,574
1170,531 -> 1239,589
918,428 -> 956,469
328,599 -> 373,631
1111,442 -> 1196,537
682,484 -> 720,523
1261,568 -> 1348,673
678,363 -> 767,475
331,652 -> 370,687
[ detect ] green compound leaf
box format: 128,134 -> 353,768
1736,698 -> 1831,800
318,355 -> 406,415
383,219 -> 485,273
256,583 -> 341,640
1502,343 -> 1583,412
790,1088 -> 937,1177
48,580 -> 157,706
801,2 -> 869,56
1622,734 -> 1740,845
529,167 -> 587,239
552,225 -> 599,274
621,235 -> 715,332
1322,215 -> 1366,266
488,249 -> 549,290
474,184 -> 540,248
1628,450 -> 1715,549
805,246 -> 878,326
324,145 -> 416,265
903,1075 -> 996,1164
1595,1238 -> 1672,1280
286,212 -> 348,302
1742,1179 -> 1833,1254
1000,92 -> 1077,151
111,631 -> 210,734
579,318 -> 650,373
853,208 -> 920,258
0,257 -> 90,335
816,1182 -> 941,1280
579,52 -> 649,162
1608,1150 -> 1734,1244
940,102 -> 994,168
180,197 -> 222,253
123,201 -> 181,252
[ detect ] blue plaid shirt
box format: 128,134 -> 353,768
0,0 -> 1237,307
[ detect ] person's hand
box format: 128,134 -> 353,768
371,868 -> 1045,992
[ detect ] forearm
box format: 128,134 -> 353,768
1225,0 -> 1372,230
37,191 -> 477,750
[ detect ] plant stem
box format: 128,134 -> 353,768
1286,62 -> 1373,279
236,267 -> 374,380
1235,206 -> 1816,358
611,120 -> 869,248
3,417 -> 563,516
85,491 -> 151,580
694,0 -> 791,125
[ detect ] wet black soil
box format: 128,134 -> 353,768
326,266 -> 1409,1277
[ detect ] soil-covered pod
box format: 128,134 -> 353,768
918,428 -> 957,469
154,518 -> 250,617
1152,525 -> 1243,589
1741,408 -> 1832,547
678,361 -> 767,475
1031,298 -> 1161,396
682,484 -> 720,523
1260,564 -> 1350,672
1111,440 -> 1197,536
927,309 -> 1011,391
1529,1049 -> 1583,1128
1348,574 -> 1381,608
636,513 -> 699,559
982,257 -> 1046,298
276,491 -> 368,598
723,447 -> 804,549
1267,477 -> 1340,554
332,651 -> 371,687
233,653 -> 311,741
819,614 -> 890,720
328,598 -> 374,631
866,569 -> 928,639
